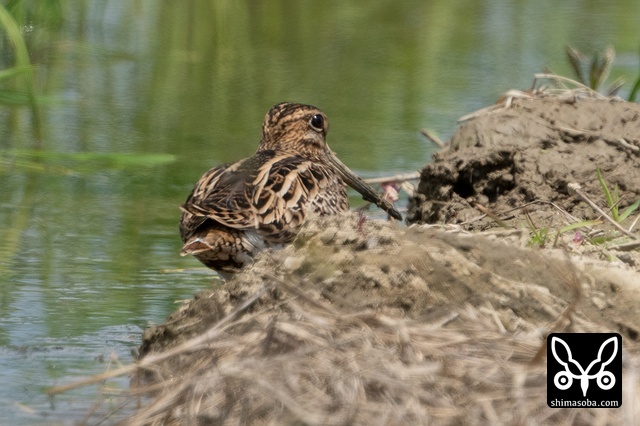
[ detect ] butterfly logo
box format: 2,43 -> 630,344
551,335 -> 618,397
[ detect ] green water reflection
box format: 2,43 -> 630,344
1,0 -> 639,423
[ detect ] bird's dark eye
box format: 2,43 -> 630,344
310,114 -> 324,132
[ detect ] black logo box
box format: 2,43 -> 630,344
547,333 -> 622,407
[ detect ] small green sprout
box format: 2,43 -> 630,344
596,168 -> 640,224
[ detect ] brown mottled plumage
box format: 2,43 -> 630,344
179,102 -> 402,274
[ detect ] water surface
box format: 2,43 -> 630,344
0,0 -> 639,423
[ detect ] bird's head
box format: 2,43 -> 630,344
259,102 -> 330,157
259,102 -> 402,221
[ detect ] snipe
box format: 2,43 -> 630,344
179,102 -> 402,275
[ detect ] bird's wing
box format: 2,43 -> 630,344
249,154 -> 328,240
181,152 -> 340,243
179,156 -> 257,243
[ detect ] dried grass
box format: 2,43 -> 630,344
123,275 -> 638,425
48,211 -> 640,425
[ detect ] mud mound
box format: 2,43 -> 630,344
407,94 -> 640,243
132,213 -> 640,425
106,92 -> 640,425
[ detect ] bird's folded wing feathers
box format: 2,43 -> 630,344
182,154 -> 329,236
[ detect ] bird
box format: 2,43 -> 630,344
179,102 -> 402,275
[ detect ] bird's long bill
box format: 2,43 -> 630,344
327,153 -> 403,221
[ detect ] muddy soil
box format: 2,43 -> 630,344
141,213 -> 640,356
407,94 -> 640,269
133,93 -> 640,425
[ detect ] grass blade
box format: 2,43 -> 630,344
0,4 -> 42,140
629,76 -> 640,102
612,184 -> 620,222
596,168 -> 616,220
619,199 -> 640,223
558,219 -> 603,234
1,149 -> 177,173
0,89 -> 31,105
0,65 -> 32,82
565,46 -> 586,85
630,44 -> 640,102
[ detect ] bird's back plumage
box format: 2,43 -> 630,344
179,102 -> 400,274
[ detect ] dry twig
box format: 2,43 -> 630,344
568,183 -> 639,240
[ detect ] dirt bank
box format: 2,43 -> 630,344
408,93 -> 640,270
130,92 -> 640,425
